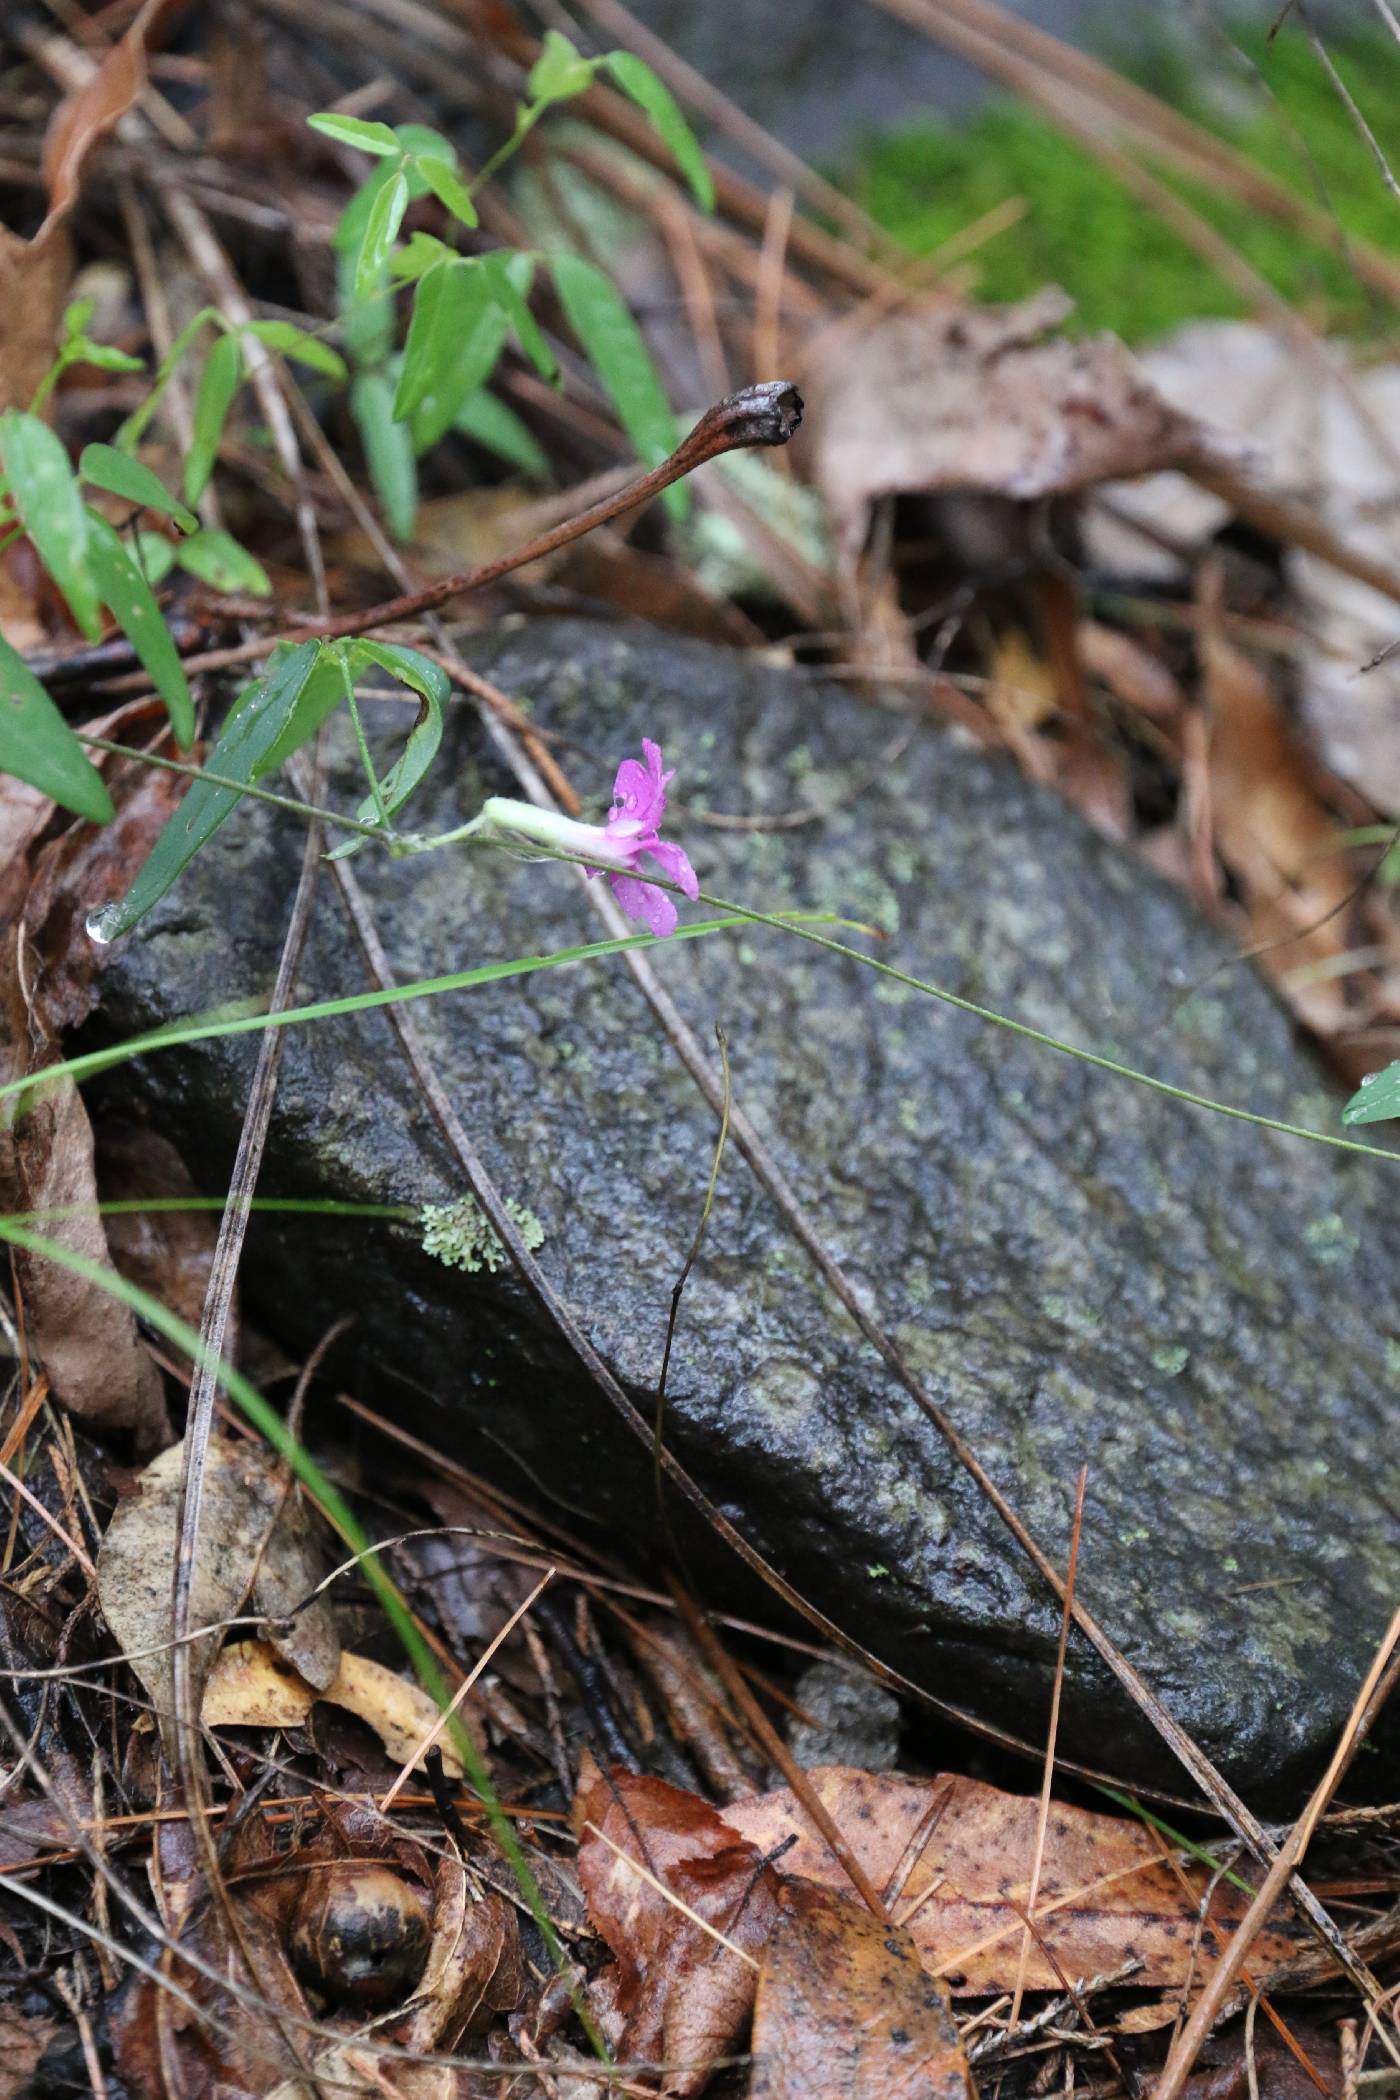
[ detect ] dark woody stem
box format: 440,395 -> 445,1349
169,382 -> 804,680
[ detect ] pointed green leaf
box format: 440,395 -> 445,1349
605,53 -> 713,210
243,321 -> 347,381
80,444 -> 198,532
308,113 -> 403,156
175,528 -> 271,596
85,513 -> 194,748
528,29 -> 596,104
254,646 -> 351,777
132,530 -> 178,585
99,641 -> 322,940
67,340 -> 146,374
0,410 -> 102,639
356,166 -> 409,298
0,633 -> 112,822
1343,1062 -> 1400,1125
394,260 -> 463,422
549,253 -> 683,515
351,370 -> 417,540
453,388 -> 550,479
184,330 -> 243,504
416,154 -> 478,229
480,252 -> 556,381
403,265 -> 505,446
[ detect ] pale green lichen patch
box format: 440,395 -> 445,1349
421,1194 -> 545,1274
1151,1344 -> 1191,1377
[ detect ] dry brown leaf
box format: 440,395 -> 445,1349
202,1639 -> 485,1774
0,2005 -> 59,2099
574,1756 -> 780,2097
1201,622 -> 1360,1035
802,290 -> 1242,562
0,735 -> 184,1445
751,1879 -> 972,2100
390,1857 -> 523,2049
724,1768 -> 1302,1995
97,1438 -> 339,1759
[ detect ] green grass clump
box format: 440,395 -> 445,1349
846,22 -> 1400,340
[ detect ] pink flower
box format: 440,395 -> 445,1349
588,739 -> 698,938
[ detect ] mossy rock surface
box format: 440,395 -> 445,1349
96,621 -> 1400,1793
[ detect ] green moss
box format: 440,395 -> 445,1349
844,21 -> 1400,340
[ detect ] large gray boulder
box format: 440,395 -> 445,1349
95,620 -> 1400,1794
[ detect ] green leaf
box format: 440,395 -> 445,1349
0,410 -> 103,639
308,112 -> 403,156
67,340 -> 146,374
398,262 -> 505,445
80,444 -> 198,532
480,252 -> 556,380
527,28 -> 596,104
416,154 -> 478,229
390,230 -> 454,283
394,260 -> 462,421
1343,1063 -> 1400,1125
356,166 -> 409,299
549,253 -> 683,514
328,641 -> 446,858
175,528 -> 271,596
351,370 -> 417,539
254,646 -> 349,777
605,52 -> 713,211
95,641 -> 322,941
184,330 -> 243,504
64,298 -> 95,339
0,633 -> 113,822
453,388 -> 550,479
243,320 -> 348,382
84,513 -> 194,748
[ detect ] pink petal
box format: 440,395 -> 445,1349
609,871 -> 678,938
612,741 -> 672,828
644,837 -> 699,900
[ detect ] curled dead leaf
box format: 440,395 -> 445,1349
201,1639 -> 486,1774
802,290 -> 1244,563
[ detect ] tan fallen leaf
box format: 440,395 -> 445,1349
97,1440 -> 339,1759
724,1767 -> 1302,1995
802,290 -> 1242,562
202,1639 -> 485,1776
751,1880 -> 972,2100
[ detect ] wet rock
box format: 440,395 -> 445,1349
94,620 -> 1400,1794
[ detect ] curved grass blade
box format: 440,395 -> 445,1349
0,633 -> 113,823
90,641 -> 322,944
85,513 -> 194,747
0,410 -> 102,638
79,443 -> 197,533
7,915 -> 788,1104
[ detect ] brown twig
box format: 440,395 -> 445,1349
669,1577 -> 889,1923
1009,1465 -> 1086,2029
